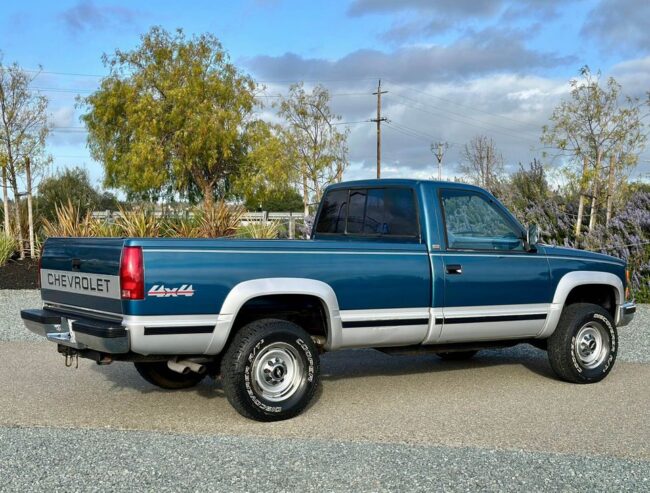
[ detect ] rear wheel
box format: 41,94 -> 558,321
221,319 -> 320,422
134,361 -> 206,390
436,350 -> 478,361
547,303 -> 617,384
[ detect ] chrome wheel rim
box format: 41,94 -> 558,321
574,323 -> 609,369
251,342 -> 304,402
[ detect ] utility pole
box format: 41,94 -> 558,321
371,80 -> 387,179
431,141 -> 448,180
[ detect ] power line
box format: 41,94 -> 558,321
386,79 -> 544,130
390,93 -> 541,145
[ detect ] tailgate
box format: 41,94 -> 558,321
40,237 -> 125,317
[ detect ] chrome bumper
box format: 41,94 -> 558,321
617,301 -> 636,327
21,309 -> 129,354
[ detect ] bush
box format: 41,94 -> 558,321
37,167 -> 118,223
236,221 -> 280,239
582,192 -> 650,302
0,234 -> 17,266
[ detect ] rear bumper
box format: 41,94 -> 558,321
617,301 -> 636,327
21,309 -> 129,354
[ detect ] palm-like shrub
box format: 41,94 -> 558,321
193,202 -> 246,238
41,200 -> 94,237
114,206 -> 162,237
0,234 -> 17,265
237,221 -> 280,239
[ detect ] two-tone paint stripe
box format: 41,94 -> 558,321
141,248 -> 624,266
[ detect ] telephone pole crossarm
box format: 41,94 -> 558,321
431,141 -> 448,181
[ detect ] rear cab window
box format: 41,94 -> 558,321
314,187 -> 420,241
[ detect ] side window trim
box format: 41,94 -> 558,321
438,188 -> 524,253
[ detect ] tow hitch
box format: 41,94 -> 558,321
57,345 -> 113,366
59,346 -> 79,368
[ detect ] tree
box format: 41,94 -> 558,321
0,56 -> 50,258
458,135 -> 504,195
541,66 -> 646,235
278,83 -> 349,215
231,120 -> 300,210
81,27 -> 259,208
36,167 -> 117,222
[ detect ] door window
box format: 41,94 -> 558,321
440,190 -> 523,251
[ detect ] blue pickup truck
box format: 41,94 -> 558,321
22,179 -> 636,421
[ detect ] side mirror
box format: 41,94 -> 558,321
525,224 -> 539,251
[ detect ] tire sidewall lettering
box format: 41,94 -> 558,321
571,312 -> 617,378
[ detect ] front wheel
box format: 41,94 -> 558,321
547,303 -> 617,384
221,319 -> 320,421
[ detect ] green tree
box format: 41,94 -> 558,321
278,83 -> 349,215
36,167 -> 117,222
542,66 -> 646,235
231,120 -> 300,210
0,56 -> 50,257
81,27 -> 259,208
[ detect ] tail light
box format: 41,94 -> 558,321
120,246 -> 144,300
625,269 -> 631,301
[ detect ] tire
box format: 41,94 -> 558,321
436,350 -> 478,361
547,303 -> 617,384
221,319 -> 320,422
134,361 -> 206,390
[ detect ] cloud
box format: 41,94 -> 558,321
59,1 -> 139,34
348,0 -> 498,18
50,106 -> 76,128
581,0 -> 650,55
349,0 -> 578,42
245,29 -> 573,85
610,56 -> 650,98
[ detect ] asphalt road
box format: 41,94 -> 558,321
0,295 -> 648,491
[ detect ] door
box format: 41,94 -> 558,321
437,188 -> 551,343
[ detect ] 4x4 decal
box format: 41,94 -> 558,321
148,284 -> 195,298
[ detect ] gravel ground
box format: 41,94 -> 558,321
2,290 -> 647,362
0,290 -> 43,342
1,426 -> 648,492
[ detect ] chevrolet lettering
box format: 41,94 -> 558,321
22,179 -> 636,421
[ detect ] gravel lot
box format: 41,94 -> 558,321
1,426 -> 648,492
2,290 -> 647,362
1,290 -> 648,491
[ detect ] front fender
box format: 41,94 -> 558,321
537,271 -> 624,338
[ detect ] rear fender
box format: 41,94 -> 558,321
204,278 -> 342,355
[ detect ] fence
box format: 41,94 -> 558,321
90,210 -> 307,239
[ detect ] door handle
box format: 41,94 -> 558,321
446,264 -> 462,275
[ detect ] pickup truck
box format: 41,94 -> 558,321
22,179 -> 636,421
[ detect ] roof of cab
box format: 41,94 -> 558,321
326,178 -> 487,193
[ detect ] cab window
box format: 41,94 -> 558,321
315,187 -> 419,239
440,189 -> 523,251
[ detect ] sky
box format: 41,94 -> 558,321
1,0 -> 650,189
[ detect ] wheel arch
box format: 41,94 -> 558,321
204,278 -> 342,355
537,271 -> 624,338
